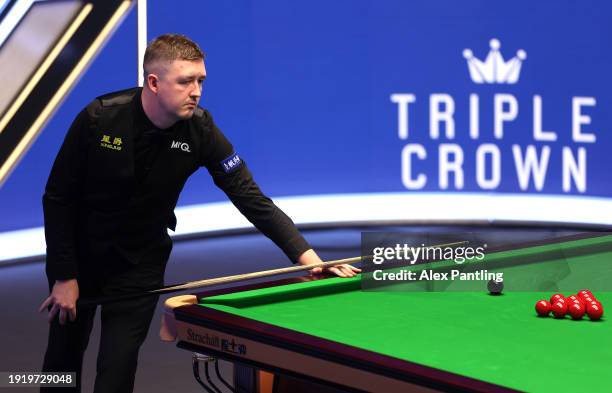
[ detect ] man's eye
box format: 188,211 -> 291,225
179,80 -> 190,85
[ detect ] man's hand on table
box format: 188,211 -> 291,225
298,249 -> 361,278
39,279 -> 79,325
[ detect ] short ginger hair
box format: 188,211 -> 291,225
143,34 -> 205,76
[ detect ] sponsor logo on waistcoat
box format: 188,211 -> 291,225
100,134 -> 122,151
171,140 -> 191,152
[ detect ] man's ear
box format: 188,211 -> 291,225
146,74 -> 160,94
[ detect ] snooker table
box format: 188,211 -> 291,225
170,233 -> 612,393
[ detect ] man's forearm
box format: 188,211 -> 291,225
43,194 -> 79,280
243,206 -> 311,262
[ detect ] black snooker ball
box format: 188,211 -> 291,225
487,278 -> 504,295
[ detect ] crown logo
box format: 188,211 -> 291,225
463,38 -> 526,84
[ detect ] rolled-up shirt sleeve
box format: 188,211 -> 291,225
43,109 -> 91,280
200,111 -> 311,263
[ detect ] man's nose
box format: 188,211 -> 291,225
190,81 -> 201,97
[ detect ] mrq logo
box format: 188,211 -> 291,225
390,38 -> 596,193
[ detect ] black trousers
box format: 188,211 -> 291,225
41,246 -> 169,393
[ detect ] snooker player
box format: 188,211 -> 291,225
39,34 -> 360,393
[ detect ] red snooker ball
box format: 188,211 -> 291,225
551,301 -> 568,318
583,296 -> 595,304
566,295 -> 579,302
568,303 -> 585,320
577,291 -> 592,300
586,303 -> 604,321
550,294 -> 565,304
535,300 -> 551,317
589,300 -> 602,308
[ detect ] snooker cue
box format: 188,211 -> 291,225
77,240 -> 468,306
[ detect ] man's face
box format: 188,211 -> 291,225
155,59 -> 206,121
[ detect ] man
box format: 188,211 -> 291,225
39,34 -> 359,393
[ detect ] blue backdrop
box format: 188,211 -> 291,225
1,0 -> 611,231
